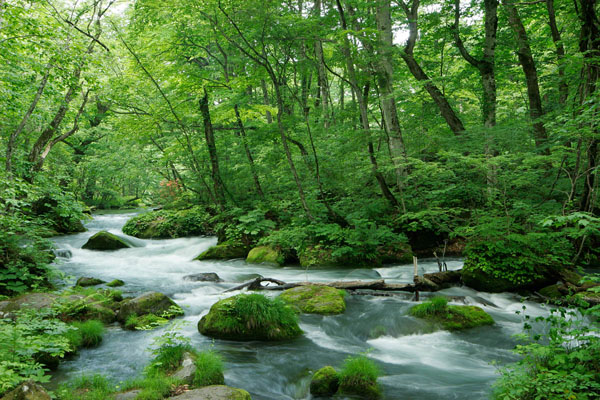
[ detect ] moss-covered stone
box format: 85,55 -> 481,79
539,284 -> 562,299
461,259 -> 555,293
122,207 -> 213,239
195,242 -> 250,261
409,298 -> 494,331
197,294 -> 302,341
124,313 -> 168,330
338,381 -> 382,400
82,231 -> 131,251
246,246 -> 285,266
310,366 -> 339,397
106,279 -> 125,287
279,286 -> 346,315
558,268 -> 582,285
75,277 -> 106,287
166,386 -> 251,400
1,381 -> 51,400
118,292 -> 183,323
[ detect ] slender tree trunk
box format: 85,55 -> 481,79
375,0 -> 407,194
313,0 -> 330,128
400,0 -> 465,135
336,0 -> 399,208
199,89 -> 226,211
261,79 -> 273,123
503,0 -> 550,154
546,0 -> 568,105
6,64 -> 51,176
234,104 -> 265,199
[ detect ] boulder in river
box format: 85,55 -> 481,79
166,385 -> 251,400
409,296 -> 494,331
246,246 -> 285,266
198,294 -> 302,341
195,242 -> 250,261
183,273 -> 223,282
118,291 -> 184,323
1,381 -> 51,400
310,366 -> 339,397
279,285 -> 346,315
75,277 -> 106,287
82,231 -> 131,251
106,279 -> 125,287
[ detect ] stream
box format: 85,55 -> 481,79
49,212 -> 552,399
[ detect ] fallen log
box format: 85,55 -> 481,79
224,277 -> 416,293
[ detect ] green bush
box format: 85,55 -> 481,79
493,308 -> 600,400
193,350 -> 224,387
72,320 -> 104,348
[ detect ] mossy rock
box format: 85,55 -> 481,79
118,292 -> 183,323
122,207 -> 213,239
558,268 -> 582,285
246,246 -> 285,266
409,300 -> 494,331
82,231 -> 131,251
461,260 -> 553,293
576,290 -> 600,306
75,277 -> 106,287
124,313 -> 168,330
197,294 -> 302,341
196,242 -> 250,261
106,279 -> 125,287
539,284 -> 562,299
310,366 -> 339,397
1,381 -> 51,400
166,385 -> 251,400
279,286 -> 346,315
338,381 -> 382,400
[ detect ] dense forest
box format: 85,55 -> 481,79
1,0 -> 600,399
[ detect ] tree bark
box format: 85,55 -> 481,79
400,0 -> 465,135
546,0 -> 568,105
313,0 -> 330,128
503,0 -> 550,154
200,89 -> 226,211
260,79 -> 273,123
234,104 -> 265,199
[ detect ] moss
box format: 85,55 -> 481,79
118,291 -> 183,323
124,313 -> 168,330
246,246 -> 285,266
106,279 -> 125,287
195,242 -> 250,260
82,231 -> 131,251
198,294 -> 302,341
539,284 -> 562,299
338,356 -> 382,400
122,207 -> 213,239
75,277 -> 106,287
310,366 -> 339,397
279,286 -> 346,315
409,297 -> 494,331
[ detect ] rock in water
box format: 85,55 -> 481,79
246,246 -> 285,266
195,242 -> 250,260
1,381 -> 51,400
183,273 -> 223,282
166,386 -> 251,400
310,366 -> 339,397
198,294 -> 302,341
106,279 -> 125,287
171,352 -> 196,385
279,286 -> 346,314
118,292 -> 183,323
75,277 -> 106,287
82,231 -> 131,251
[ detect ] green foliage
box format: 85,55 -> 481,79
338,355 -> 382,399
124,313 -> 168,331
409,296 -> 448,317
71,320 -> 105,348
493,308 -> 600,400
147,343 -> 190,376
193,350 -> 225,387
409,297 -> 494,331
57,375 -> 115,400
0,308 -> 74,395
122,206 -> 213,239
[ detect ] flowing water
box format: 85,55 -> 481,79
49,212 -> 552,399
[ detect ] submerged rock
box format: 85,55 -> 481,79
279,285 -> 346,315
246,246 -> 284,266
75,277 -> 106,287
310,366 -> 339,397
1,381 -> 51,400
82,231 -> 131,251
183,273 -> 223,282
54,249 -> 72,258
195,242 -> 250,261
409,297 -> 494,331
461,261 -> 553,293
198,294 -> 302,341
118,292 -> 183,323
166,385 -> 251,400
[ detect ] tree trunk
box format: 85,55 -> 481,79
546,0 -> 568,105
313,0 -> 330,128
261,79 -> 273,124
503,0 -> 549,154
199,89 -> 226,211
234,104 -> 265,199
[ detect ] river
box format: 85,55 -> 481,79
49,212 -> 551,399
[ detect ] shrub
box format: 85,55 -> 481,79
193,350 -> 224,387
72,320 -> 104,348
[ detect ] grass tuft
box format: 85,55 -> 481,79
193,350 -> 224,387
